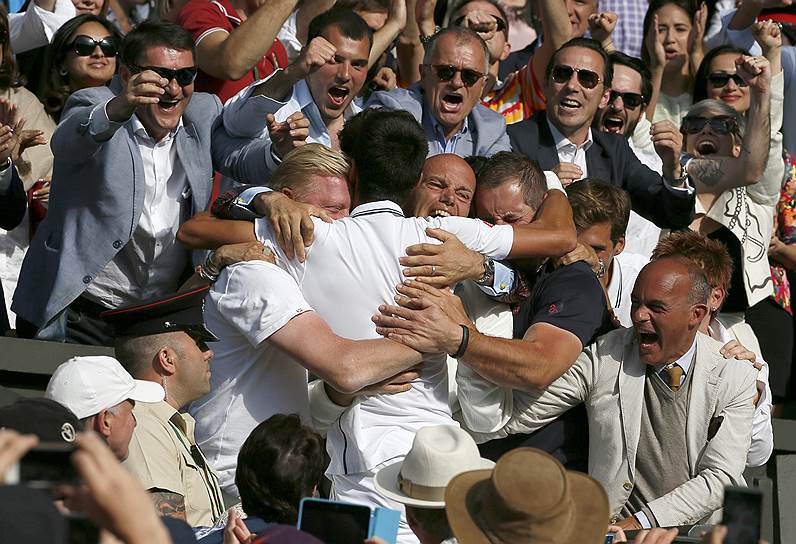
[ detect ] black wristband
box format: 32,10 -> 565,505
451,324 -> 470,359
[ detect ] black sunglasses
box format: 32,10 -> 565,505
68,35 -> 118,57
422,64 -> 486,87
550,64 -> 602,89
608,90 -> 645,109
681,115 -> 739,135
707,72 -> 748,88
129,64 -> 198,86
452,14 -> 508,34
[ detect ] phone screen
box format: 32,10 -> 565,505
19,442 -> 77,488
298,500 -> 371,544
722,486 -> 762,544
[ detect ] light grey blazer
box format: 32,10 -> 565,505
12,80 -> 223,333
503,328 -> 757,527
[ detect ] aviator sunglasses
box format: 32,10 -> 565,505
68,35 -> 118,57
422,64 -> 487,87
550,64 -> 602,89
129,64 -> 198,86
681,115 -> 739,135
608,90 -> 645,109
707,72 -> 748,88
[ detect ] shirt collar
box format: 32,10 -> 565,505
426,105 -> 470,141
657,335 -> 697,377
131,115 -> 183,142
547,117 -> 593,152
350,200 -> 405,218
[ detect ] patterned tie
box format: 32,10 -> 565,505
666,364 -> 684,391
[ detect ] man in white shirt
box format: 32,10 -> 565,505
13,21 -> 238,345
10,0 -> 76,54
180,108 -> 576,543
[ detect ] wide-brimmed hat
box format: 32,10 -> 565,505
374,425 -> 494,509
445,448 -> 609,544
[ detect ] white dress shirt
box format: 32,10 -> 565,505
83,104 -> 190,308
10,0 -> 75,54
547,119 -> 593,181
252,200 -> 514,477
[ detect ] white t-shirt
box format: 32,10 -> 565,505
190,261 -> 313,496
254,200 -> 514,475
607,251 -> 649,328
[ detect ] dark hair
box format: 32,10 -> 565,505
40,14 -> 119,120
609,52 -> 652,103
0,5 -> 25,90
236,414 -> 326,525
308,7 -> 374,51
567,179 -> 631,242
692,44 -> 750,103
406,506 -> 453,542
546,37 -> 612,88
464,155 -> 489,179
641,0 -> 698,68
339,108 -> 428,203
477,151 -> 547,210
120,20 -> 195,67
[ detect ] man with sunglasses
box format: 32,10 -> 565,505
103,287 -> 225,528
13,21 -> 247,345
367,26 -> 511,157
508,37 -> 699,230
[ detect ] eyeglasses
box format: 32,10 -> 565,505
422,64 -> 487,87
608,90 -> 645,109
707,72 -> 748,88
452,14 -> 508,34
550,64 -> 602,89
68,35 -> 118,57
681,115 -> 739,135
128,64 -> 198,86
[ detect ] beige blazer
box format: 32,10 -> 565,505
503,328 -> 757,527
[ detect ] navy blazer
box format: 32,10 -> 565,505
508,111 -> 695,230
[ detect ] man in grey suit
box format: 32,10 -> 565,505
13,21 -> 232,345
374,255 -> 757,531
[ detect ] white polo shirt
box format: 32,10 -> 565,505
254,200 -> 514,475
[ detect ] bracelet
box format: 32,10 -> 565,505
195,264 -> 218,283
451,324 -> 470,359
197,251 -> 222,282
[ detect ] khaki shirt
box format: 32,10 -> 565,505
124,401 -> 224,527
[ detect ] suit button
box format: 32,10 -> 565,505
82,275 -> 91,284
623,481 -> 633,491
113,240 -> 122,249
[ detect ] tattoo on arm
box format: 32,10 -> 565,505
149,490 -> 187,520
689,159 -> 725,187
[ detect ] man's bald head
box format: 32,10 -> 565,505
408,154 -> 476,218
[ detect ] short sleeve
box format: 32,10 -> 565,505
124,414 -> 186,495
530,262 -> 609,347
177,0 -> 231,44
209,261 -> 313,347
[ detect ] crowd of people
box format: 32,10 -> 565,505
0,0 -> 793,541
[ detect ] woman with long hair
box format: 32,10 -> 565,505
39,14 -> 119,122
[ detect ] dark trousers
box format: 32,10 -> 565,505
16,296 -> 116,347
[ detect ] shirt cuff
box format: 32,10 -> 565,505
476,260 -> 515,297
308,380 -> 351,435
544,170 -> 566,194
664,173 -> 695,195
634,511 -> 653,529
236,186 -> 273,207
89,100 -> 124,141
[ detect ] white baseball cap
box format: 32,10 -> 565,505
374,425 -> 494,508
45,356 -> 165,419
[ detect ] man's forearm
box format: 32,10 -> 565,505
322,339 -> 423,394
728,0 -> 761,30
508,191 -> 577,258
459,331 -> 556,391
531,0 -> 571,83
252,66 -> 303,102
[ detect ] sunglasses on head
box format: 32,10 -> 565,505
129,64 -> 198,86
707,72 -> 748,88
68,35 -> 118,57
681,115 -> 739,135
452,13 -> 508,34
422,64 -> 486,87
608,90 -> 645,109
550,64 -> 602,89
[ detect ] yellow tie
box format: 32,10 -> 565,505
667,364 -> 684,391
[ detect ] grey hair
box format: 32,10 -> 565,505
423,27 -> 490,73
684,99 -> 743,135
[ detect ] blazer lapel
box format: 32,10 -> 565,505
686,333 -> 721,472
618,339 -> 647,478
174,122 -> 208,212
586,136 -> 612,182
537,113 -> 559,170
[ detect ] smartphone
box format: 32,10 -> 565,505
9,442 -> 78,489
722,486 -> 762,544
297,498 -> 372,544
605,533 -> 615,544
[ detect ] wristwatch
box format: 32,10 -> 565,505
474,255 -> 495,286
420,25 -> 441,45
